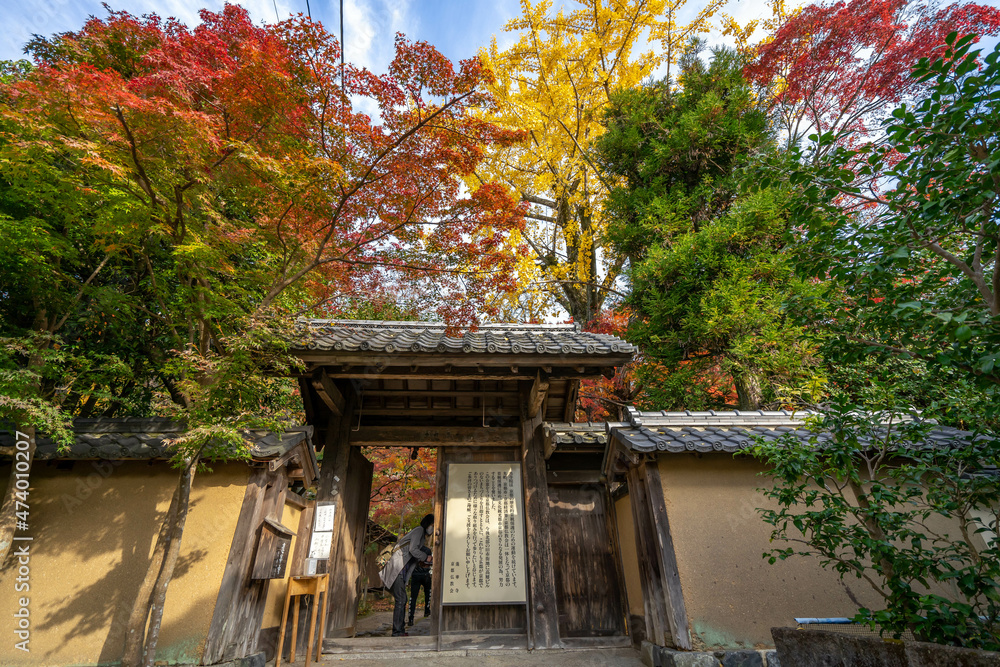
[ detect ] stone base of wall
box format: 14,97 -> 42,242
640,641 -> 780,667
771,627 -> 1000,667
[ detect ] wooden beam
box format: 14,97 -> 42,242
362,390 -> 520,399
354,408 -> 521,418
349,426 -> 519,447
311,369 -> 346,416
315,372 -> 539,381
265,448 -> 300,472
300,366 -> 622,381
644,462 -> 692,650
285,490 -> 307,510
545,470 -> 601,485
520,386 -> 562,649
626,465 -> 671,649
527,371 -> 550,419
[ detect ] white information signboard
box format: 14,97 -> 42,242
308,502 -> 336,559
307,531 -> 332,560
442,462 -> 527,604
314,503 -> 336,533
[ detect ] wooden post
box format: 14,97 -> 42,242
430,447 -> 446,642
627,461 -> 691,650
520,387 -> 562,649
316,381 -> 357,500
205,467 -> 289,663
626,464 -> 669,647
643,461 -> 691,649
315,380 -> 364,638
604,485 -> 632,639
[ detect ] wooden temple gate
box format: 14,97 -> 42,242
289,320 -> 635,652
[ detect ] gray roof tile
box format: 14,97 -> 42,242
0,419 -> 315,464
611,416 -> 983,455
294,320 -> 636,356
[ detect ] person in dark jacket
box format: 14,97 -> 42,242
408,559 -> 432,625
389,514 -> 433,637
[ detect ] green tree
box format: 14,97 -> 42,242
597,45 -> 821,410
755,404 -> 1000,648
754,36 -> 1000,649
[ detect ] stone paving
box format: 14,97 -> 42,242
274,647 -> 645,666
354,610 -> 432,637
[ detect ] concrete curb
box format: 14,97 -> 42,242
641,641 -> 779,667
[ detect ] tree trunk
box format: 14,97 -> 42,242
0,427 -> 35,566
140,457 -> 197,667
121,480 -> 182,666
733,373 -> 765,411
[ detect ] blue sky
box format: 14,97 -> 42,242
2,0 -> 997,89
0,0 -> 787,71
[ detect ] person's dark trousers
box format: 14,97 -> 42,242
408,571 -> 432,623
391,570 -> 408,636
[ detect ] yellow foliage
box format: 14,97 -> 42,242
721,0 -> 800,54
477,0 -> 725,323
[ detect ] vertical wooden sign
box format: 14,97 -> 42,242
442,463 -> 527,604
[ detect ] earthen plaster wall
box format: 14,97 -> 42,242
656,454 -> 883,650
0,460 -> 248,666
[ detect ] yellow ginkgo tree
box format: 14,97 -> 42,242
478,0 -> 725,323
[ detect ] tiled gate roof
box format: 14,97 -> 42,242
294,320 -> 635,356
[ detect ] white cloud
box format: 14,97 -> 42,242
342,0 -> 417,73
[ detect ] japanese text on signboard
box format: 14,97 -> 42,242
443,463 -> 526,604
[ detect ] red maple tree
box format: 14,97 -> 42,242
366,447 -> 437,534
13,5 -> 528,326
744,0 -> 1000,161
3,7 -> 527,665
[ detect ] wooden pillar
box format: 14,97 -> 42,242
520,385 -> 562,649
430,447 -> 446,641
604,485 -> 633,639
627,461 -> 691,650
316,380 -> 357,501
205,467 -> 289,663
314,381 -> 370,638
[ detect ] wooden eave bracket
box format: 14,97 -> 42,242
260,439 -> 320,487
311,369 -> 346,416
528,370 -> 550,419
602,434 -> 639,482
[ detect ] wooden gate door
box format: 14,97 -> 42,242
548,485 -> 628,639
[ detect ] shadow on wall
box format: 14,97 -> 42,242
0,460 -> 245,666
